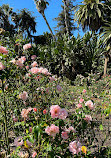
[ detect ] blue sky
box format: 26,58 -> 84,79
0,0 -> 84,37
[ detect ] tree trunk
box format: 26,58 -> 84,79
104,56 -> 109,75
63,0 -> 70,40
42,12 -> 55,40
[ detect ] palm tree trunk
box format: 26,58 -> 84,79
63,0 -> 70,40
104,56 -> 108,75
41,12 -> 55,40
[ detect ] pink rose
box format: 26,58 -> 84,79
31,55 -> 37,60
20,56 -> 26,63
42,68 -> 48,74
85,100 -> 94,110
45,124 -> 59,137
23,43 -> 31,50
76,104 -> 82,109
50,105 -> 61,119
83,89 -> 86,93
0,46 -> 8,54
16,59 -> 24,68
69,141 -> 81,155
32,151 -> 37,158
38,67 -> 44,73
31,61 -> 38,67
29,67 -> 39,74
21,109 -> 29,119
0,62 -> 5,70
40,68 -> 51,75
79,98 -> 84,103
61,131 -> 69,139
59,108 -> 68,120
84,115 -> 92,122
21,107 -> 32,119
19,91 -> 28,101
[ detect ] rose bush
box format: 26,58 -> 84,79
0,35 -> 110,158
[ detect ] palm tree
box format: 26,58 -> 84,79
74,0 -> 111,75
12,9 -> 36,41
99,21 -> 111,75
74,0 -> 104,32
34,0 -> 55,39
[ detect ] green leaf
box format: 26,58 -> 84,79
46,144 -> 52,152
96,8 -> 101,18
0,90 -> 2,94
99,124 -> 103,130
14,121 -> 25,127
29,135 -> 35,144
91,3 -> 94,9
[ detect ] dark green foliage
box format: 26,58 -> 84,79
36,32 -> 104,80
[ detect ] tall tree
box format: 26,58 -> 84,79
63,0 -> 70,39
0,4 -> 15,35
54,0 -> 76,37
99,21 -> 111,75
12,9 -> 36,39
34,0 -> 55,39
74,0 -> 105,32
74,0 -> 111,75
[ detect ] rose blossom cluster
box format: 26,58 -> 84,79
76,103 -> 82,109
79,98 -> 84,103
50,105 -> 68,120
21,107 -> 32,120
29,67 -> 51,75
10,56 -> 26,68
31,61 -> 38,67
45,124 -> 59,137
19,91 -> 28,101
61,131 -> 69,139
84,115 -> 92,122
69,141 -> 81,155
85,100 -> 94,110
23,43 -> 31,50
16,56 -> 26,68
0,46 -> 8,54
